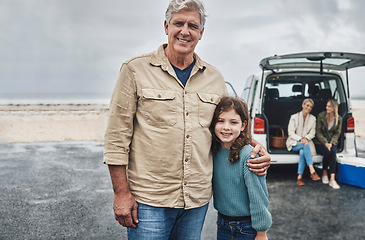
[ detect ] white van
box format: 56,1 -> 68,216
236,52 -> 365,164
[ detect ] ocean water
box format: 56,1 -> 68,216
0,93 -> 111,105
1,93 -> 365,106
351,99 -> 365,107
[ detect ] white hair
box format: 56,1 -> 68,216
165,0 -> 207,29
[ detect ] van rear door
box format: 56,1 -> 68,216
259,52 -> 365,98
259,52 -> 365,71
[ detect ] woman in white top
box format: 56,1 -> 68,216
286,98 -> 320,186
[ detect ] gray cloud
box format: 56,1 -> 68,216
0,0 -> 364,98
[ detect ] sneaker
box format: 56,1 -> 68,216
297,178 -> 305,186
322,175 -> 329,184
329,180 -> 340,189
310,172 -> 320,181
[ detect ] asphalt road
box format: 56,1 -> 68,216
1,141 -> 365,240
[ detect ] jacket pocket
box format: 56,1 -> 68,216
197,92 -> 220,127
140,89 -> 176,128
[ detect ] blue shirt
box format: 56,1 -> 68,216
171,59 -> 196,86
213,145 -> 272,231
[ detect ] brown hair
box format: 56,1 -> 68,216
210,96 -> 252,163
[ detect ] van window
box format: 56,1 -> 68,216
241,75 -> 255,102
241,75 -> 258,116
249,80 -> 258,114
266,82 -> 303,98
329,79 -> 341,101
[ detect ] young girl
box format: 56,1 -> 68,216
211,96 -> 272,240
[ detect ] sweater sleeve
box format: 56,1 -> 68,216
243,153 -> 272,231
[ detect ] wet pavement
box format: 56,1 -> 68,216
1,141 -> 365,240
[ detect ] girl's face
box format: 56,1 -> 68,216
214,109 -> 246,149
326,102 -> 334,114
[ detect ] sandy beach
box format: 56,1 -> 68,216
1,103 -> 365,143
0,104 -> 109,143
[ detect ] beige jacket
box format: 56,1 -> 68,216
286,111 -> 317,155
103,44 -> 228,209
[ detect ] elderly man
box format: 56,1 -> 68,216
103,0 -> 271,239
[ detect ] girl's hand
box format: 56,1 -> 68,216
255,231 -> 268,240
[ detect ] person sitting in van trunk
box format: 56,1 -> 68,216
314,99 -> 342,189
286,98 -> 320,186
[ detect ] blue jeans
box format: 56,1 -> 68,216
127,202 -> 209,240
216,213 -> 256,240
292,141 -> 313,175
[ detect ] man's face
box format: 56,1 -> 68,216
164,9 -> 204,57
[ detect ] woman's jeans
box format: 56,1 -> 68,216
127,202 -> 209,240
292,141 -> 314,175
316,144 -> 337,174
216,213 -> 257,240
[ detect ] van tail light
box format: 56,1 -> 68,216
346,117 -> 355,133
254,117 -> 265,134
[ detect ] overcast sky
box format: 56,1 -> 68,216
1,0 -> 365,98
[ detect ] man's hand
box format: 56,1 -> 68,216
113,191 -> 139,228
247,142 -> 272,176
108,165 -> 139,228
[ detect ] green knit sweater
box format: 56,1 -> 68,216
213,145 -> 272,231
